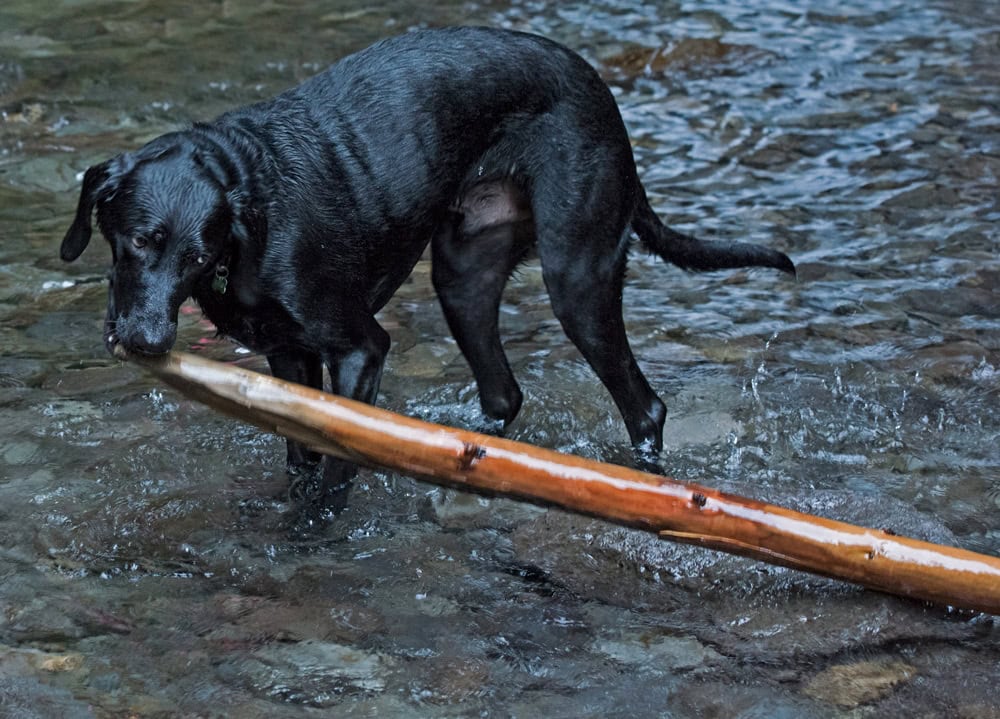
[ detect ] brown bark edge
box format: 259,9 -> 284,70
121,349 -> 1000,614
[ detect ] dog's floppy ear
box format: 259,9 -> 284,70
192,144 -> 267,305
228,189 -> 268,306
192,149 -> 235,190
60,158 -> 124,262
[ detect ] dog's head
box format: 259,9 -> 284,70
61,133 -> 255,356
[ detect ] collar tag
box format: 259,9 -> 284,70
212,265 -> 229,295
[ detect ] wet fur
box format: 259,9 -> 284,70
61,27 -> 794,506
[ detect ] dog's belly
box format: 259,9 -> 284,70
362,179 -> 532,311
364,238 -> 431,313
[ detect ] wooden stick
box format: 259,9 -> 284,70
122,349 -> 1000,614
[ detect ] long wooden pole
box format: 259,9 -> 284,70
122,350 -> 1000,614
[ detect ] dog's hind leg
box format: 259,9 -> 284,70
531,153 -> 667,453
540,246 -> 666,452
432,207 -> 534,428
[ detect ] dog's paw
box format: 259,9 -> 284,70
284,457 -> 356,522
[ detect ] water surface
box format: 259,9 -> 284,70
1,1 -> 998,716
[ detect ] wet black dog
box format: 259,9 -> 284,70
61,27 -> 794,507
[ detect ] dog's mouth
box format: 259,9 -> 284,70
103,320 -> 121,356
109,341 -> 130,361
107,338 -> 170,361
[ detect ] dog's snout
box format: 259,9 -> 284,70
113,314 -> 177,356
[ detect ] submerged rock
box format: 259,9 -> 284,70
602,38 -> 772,78
594,632 -> 721,672
802,659 -> 917,708
0,675 -> 95,719
218,640 -> 392,707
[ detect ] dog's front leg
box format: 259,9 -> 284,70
265,350 -> 324,472
294,309 -> 390,514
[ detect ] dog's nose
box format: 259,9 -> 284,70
131,330 -> 175,355
114,316 -> 177,356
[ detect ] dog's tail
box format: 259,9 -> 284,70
631,193 -> 796,276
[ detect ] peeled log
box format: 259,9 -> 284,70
120,349 -> 1000,614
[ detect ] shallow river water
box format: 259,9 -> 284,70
1,1 -> 999,717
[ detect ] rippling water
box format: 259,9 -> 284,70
1,1 -> 998,716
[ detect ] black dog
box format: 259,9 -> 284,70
61,27 -> 794,507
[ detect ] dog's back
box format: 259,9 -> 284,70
215,27 -> 632,236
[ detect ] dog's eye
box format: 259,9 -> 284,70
195,254 -> 209,266
131,236 -> 147,250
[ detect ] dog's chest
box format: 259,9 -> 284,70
195,290 -> 294,355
